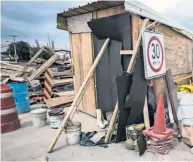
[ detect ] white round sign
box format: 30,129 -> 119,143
147,36 -> 164,73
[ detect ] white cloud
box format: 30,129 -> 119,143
138,0 -> 193,31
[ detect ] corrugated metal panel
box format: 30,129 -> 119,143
59,1 -> 124,17
124,1 -> 193,39
57,0 -> 193,39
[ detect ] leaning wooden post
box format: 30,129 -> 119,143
104,19 -> 149,143
47,38 -> 110,153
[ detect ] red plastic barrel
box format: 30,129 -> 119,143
0,84 -> 21,133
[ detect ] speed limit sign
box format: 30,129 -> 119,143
142,31 -> 166,79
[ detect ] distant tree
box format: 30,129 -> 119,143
35,39 -> 40,48
7,41 -> 30,60
31,39 -> 51,60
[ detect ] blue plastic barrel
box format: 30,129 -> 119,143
8,82 -> 30,114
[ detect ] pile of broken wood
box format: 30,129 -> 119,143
1,46 -> 74,109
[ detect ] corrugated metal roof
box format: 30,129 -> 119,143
125,1 -> 193,39
57,0 -> 193,39
58,1 -> 124,18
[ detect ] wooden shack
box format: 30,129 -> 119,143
57,1 -> 193,116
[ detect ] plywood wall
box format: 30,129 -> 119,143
96,6 -> 126,18
69,6 -> 126,116
131,15 -> 193,76
155,25 -> 192,76
70,33 -> 96,116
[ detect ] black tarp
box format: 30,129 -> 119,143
93,37 -> 122,112
88,13 -> 132,113
115,72 -> 133,142
88,13 -> 132,71
116,46 -> 148,142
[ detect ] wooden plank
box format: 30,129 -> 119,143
96,6 -> 125,18
70,33 -> 96,116
143,95 -> 150,129
120,50 -> 133,55
182,125 -> 193,146
28,54 -> 59,82
174,74 -> 192,84
131,15 -> 141,49
165,69 -> 182,138
51,78 -> 73,87
81,33 -> 96,116
47,38 -> 110,153
70,34 -> 84,111
44,95 -> 73,108
53,90 -> 74,97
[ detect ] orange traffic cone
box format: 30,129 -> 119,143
153,95 -> 166,133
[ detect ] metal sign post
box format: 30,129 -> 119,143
143,31 -> 166,79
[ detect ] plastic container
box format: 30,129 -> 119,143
31,109 -> 47,127
48,109 -> 65,129
180,93 -> 193,125
49,115 -> 64,129
65,122 -> 81,145
8,82 -> 30,114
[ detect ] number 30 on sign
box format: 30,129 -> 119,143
142,31 -> 166,79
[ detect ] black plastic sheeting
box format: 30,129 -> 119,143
115,72 -> 133,142
93,36 -> 122,113
116,46 -> 148,142
127,46 -> 148,125
88,13 -> 132,71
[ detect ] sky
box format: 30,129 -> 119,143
1,0 -> 193,51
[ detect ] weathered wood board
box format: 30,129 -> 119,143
155,24 -> 192,76
70,33 -> 96,116
44,95 -> 74,108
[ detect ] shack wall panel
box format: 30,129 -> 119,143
96,6 -> 126,18
70,33 -> 96,116
81,33 -> 96,116
155,24 -> 193,76
67,13 -> 92,33
70,34 -> 84,111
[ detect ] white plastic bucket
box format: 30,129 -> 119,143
66,122 -> 81,145
180,93 -> 193,117
49,115 -> 64,129
180,93 -> 193,125
31,109 -> 47,127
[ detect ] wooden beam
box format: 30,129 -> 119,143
174,74 -> 192,84
104,19 -> 149,143
28,53 -> 59,82
143,95 -> 150,129
120,50 -> 133,55
47,38 -> 110,153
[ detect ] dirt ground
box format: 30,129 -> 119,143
1,108 -> 193,161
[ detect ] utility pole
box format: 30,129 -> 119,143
9,35 -> 19,63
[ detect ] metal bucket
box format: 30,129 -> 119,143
65,122 -> 81,145
8,82 -> 30,114
31,109 -> 47,127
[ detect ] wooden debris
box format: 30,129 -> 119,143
33,156 -> 48,162
53,90 -> 74,97
174,74 -> 192,84
165,69 -> 182,139
44,95 -> 74,108
182,125 -> 193,146
28,53 -> 59,82
51,78 -> 73,87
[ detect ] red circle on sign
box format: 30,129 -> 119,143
147,36 -> 164,72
